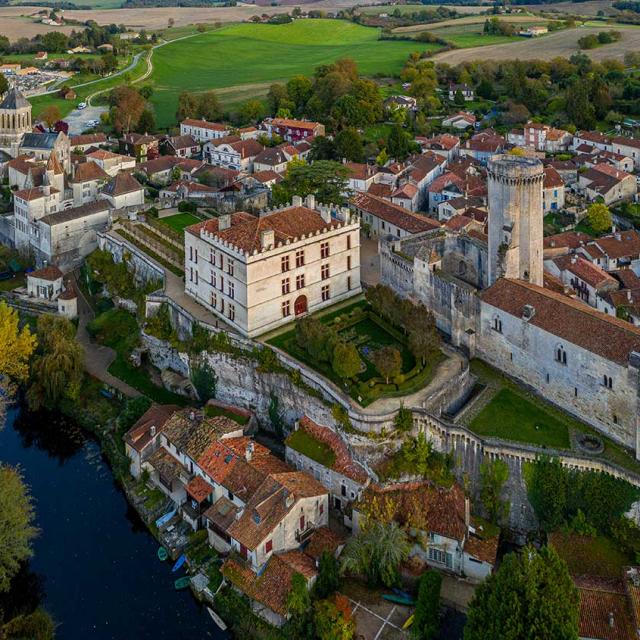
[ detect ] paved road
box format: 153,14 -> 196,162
65,105 -> 108,135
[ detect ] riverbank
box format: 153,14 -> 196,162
0,406 -> 223,640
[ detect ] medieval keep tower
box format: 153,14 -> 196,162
487,154 -> 544,287
0,86 -> 32,158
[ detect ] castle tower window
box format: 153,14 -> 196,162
555,346 -> 567,365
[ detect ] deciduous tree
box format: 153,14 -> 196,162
412,571 -> 441,640
586,202 -> 612,234
39,105 -> 61,130
371,346 -> 402,384
480,458 -> 510,525
0,301 -> 36,386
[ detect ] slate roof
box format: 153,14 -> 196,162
481,278 -> 640,365
0,86 -> 29,110
39,200 -> 110,226
21,132 -> 59,150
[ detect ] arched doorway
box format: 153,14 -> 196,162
294,295 -> 308,316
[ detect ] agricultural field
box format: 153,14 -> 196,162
356,3 -> 483,15
433,23 -> 640,63
148,20 -> 440,126
394,13 -> 554,33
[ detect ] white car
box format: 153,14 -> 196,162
77,102 -> 87,110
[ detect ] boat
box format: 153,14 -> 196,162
157,547 -> 168,562
402,614 -> 415,630
174,576 -> 190,590
382,594 -> 415,606
155,509 -> 176,528
172,553 -> 186,572
392,587 -> 413,600
207,607 -> 227,631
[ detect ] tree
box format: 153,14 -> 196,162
315,550 -> 341,599
272,160 -> 349,206
314,595 -> 355,640
387,124 -> 412,162
2,608 -> 55,640
341,521 -> 410,587
39,105 -> 61,130
136,108 -> 155,134
0,466 -> 37,593
407,313 -> 440,365
480,458 -> 510,525
525,456 -> 568,532
41,31 -> 69,53
394,406 -> 413,433
117,396 -> 152,433
565,80 -> 596,130
109,85 -> 146,134
286,572 -> 312,639
464,546 -> 579,640
412,571 -> 441,640
310,136 -> 337,161
332,342 -> 361,380
0,73 -> 7,96
238,98 -> 266,124
0,301 -> 36,386
176,90 -> 200,121
586,202 -> 612,234
454,89 -> 466,106
371,346 -> 402,384
27,315 -> 84,411
334,128 -> 364,163
190,357 -> 217,403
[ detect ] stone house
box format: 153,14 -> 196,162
351,191 -> 441,238
124,404 -> 181,478
285,416 -> 369,516
578,164 -> 637,205
578,231 -> 640,273
261,117 -> 325,143
160,134 -> 199,159
70,161 -> 109,205
69,133 -> 107,152
26,264 -> 63,300
352,481 -> 497,583
179,119 -> 231,143
183,195 -> 361,337
100,173 -> 145,209
203,136 -> 264,172
119,133 -> 160,163
542,165 -> 565,213
417,133 -> 460,161
448,83 -> 474,101
87,149 -> 136,177
441,112 -> 476,130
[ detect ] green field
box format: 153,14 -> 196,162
158,212 -> 201,233
148,20 -> 440,127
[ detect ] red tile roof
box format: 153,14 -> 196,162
481,278 -> 640,365
544,231 -> 593,251
357,481 -> 467,541
124,404 -> 180,453
592,231 -> 640,261
182,119 -> 229,132
553,255 -> 618,290
543,165 -> 564,189
187,475 -> 214,503
29,265 -> 63,281
351,192 -> 440,234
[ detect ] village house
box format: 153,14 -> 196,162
353,481 -> 498,583
100,173 -> 145,209
160,134 -> 200,159
20,131 -> 71,172
513,122 -> 572,153
70,161 -> 110,205
437,196 -> 486,222
578,164 -> 637,205
542,165 -> 565,213
459,131 -> 505,165
285,416 -> 369,516
135,156 -> 203,186
179,119 -> 232,143
69,133 -> 107,153
26,264 -> 63,300
448,83 -> 474,101
384,95 -> 418,112
87,149 -> 136,177
578,230 -> 640,273
545,254 -> 619,308
611,136 -> 640,170
261,117 -> 325,142
351,191 -> 441,238
417,133 -> 460,161
124,404 -> 182,478
119,132 -> 160,163
252,146 -> 292,174
203,136 -> 264,172
345,162 -> 383,193
441,112 -> 476,130
184,195 -> 361,337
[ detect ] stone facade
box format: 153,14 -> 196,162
98,231 -> 165,287
487,155 -> 544,286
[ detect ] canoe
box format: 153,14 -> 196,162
172,554 -> 186,573
383,594 -> 415,606
157,547 -> 169,562
174,576 -> 190,590
392,587 -> 413,600
207,607 -> 227,631
155,509 -> 176,528
402,614 -> 415,630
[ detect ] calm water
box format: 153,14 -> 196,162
0,407 -> 227,640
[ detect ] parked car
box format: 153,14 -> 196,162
77,102 -> 87,110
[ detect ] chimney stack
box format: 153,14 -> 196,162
245,441 -> 254,462
304,194 -> 315,210
608,612 -> 615,628
218,214 -> 231,231
292,195 -> 303,207
260,229 -> 275,251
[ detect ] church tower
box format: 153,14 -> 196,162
487,154 -> 545,287
0,85 -> 32,158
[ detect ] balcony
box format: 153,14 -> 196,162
295,525 -> 315,544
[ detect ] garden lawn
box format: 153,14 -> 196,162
148,20 -> 441,126
286,429 -> 336,468
470,388 -> 571,449
158,212 -> 201,234
549,531 -> 632,578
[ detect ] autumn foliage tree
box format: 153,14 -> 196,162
39,105 -> 62,130
109,85 -> 146,134
371,345 -> 402,384
0,301 -> 37,387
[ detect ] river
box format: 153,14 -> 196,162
0,407 -> 227,640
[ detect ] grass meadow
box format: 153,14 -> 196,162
148,20 -> 440,126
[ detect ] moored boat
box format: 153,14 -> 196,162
157,547 -> 168,561
174,576 -> 190,590
207,607 -> 227,631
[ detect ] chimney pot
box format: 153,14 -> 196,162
292,195 -> 302,207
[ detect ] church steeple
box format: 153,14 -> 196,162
0,83 -> 32,158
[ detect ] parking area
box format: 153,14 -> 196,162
65,105 -> 107,135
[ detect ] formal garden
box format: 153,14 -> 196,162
268,285 -> 444,407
